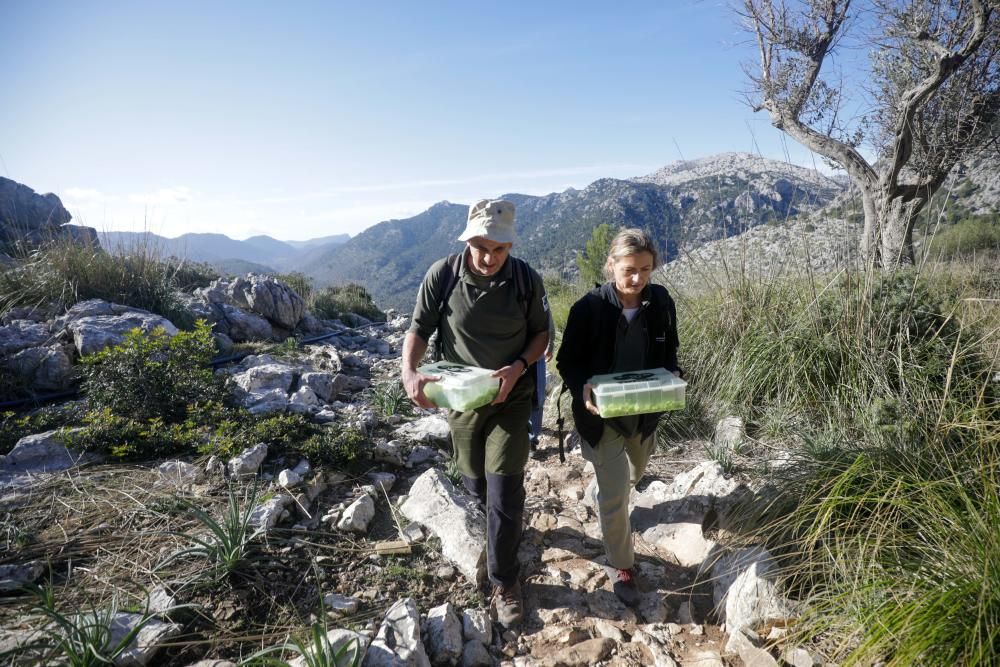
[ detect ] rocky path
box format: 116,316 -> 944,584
487,436 -> 732,667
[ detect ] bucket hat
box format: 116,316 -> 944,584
457,199 -> 516,244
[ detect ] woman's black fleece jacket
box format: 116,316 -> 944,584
555,282 -> 681,447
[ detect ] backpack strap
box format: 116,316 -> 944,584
430,253 -> 463,361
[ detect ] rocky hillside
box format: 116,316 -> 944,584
0,177 -> 97,261
1,281 -> 812,666
658,149 -> 1000,290
302,153 -> 844,310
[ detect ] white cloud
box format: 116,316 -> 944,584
63,187 -> 110,202
127,186 -> 195,206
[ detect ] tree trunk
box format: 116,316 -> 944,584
877,192 -> 924,270
857,184 -> 928,270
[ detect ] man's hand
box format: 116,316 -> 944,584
583,383 -> 600,416
490,362 -> 524,405
402,366 -> 439,409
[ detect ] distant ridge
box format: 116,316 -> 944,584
300,152 -> 846,310
98,230 -> 349,274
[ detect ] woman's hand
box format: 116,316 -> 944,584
583,383 -> 600,416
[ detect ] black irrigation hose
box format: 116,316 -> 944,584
2,319 -> 391,411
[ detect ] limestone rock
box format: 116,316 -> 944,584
227,443 -> 268,478
0,561 -> 44,592
363,597 -> 430,666
0,320 -> 51,355
0,429 -> 90,475
713,546 -> 793,650
249,494 -> 293,531
337,494 -> 376,533
395,415 -> 450,443
399,468 -> 487,584
2,344 -> 74,391
461,608 -> 491,645
66,311 -> 179,357
425,602 -> 463,665
108,613 -> 182,666
156,461 -> 202,488
714,416 -> 745,450
461,639 -> 492,667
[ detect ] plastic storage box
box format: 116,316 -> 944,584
589,368 -> 686,418
418,361 -> 499,411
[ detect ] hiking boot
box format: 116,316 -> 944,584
529,435 -> 539,451
491,580 -> 524,628
609,567 -> 640,607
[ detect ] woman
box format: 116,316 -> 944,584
555,228 -> 681,605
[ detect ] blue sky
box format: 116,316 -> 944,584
1,1 -> 826,241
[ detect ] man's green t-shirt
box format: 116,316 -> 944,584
409,248 -> 548,371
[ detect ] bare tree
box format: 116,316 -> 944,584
741,0 -> 1000,268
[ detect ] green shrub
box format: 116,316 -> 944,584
576,223 -> 616,287
0,404 -> 85,455
296,426 -> 364,469
311,283 -> 385,322
67,402 -> 316,461
927,214 -> 1000,259
81,321 -> 223,423
0,238 -> 214,326
277,271 -> 313,303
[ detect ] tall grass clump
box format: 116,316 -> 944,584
0,237 -> 217,326
311,283 -> 385,322
672,257 -> 999,665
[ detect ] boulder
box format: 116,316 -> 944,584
399,468 -> 486,584
363,598 -> 430,667
461,608 -> 491,645
0,429 -> 90,475
229,362 -> 295,394
227,443 -> 268,478
107,612 -> 182,666
0,320 -> 52,355
156,461 -> 203,488
199,275 -> 305,331
394,415 -> 450,443
425,602 -> 463,666
232,275 -> 305,330
713,546 -> 793,651
2,344 -> 74,391
66,312 -> 179,357
337,494 -> 376,533
0,177 -> 93,254
0,561 -> 45,592
632,461 -> 744,567
461,640 -> 492,667
213,303 -> 274,342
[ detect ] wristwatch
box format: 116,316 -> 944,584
516,355 -> 529,376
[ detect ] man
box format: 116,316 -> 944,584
402,198 -> 549,628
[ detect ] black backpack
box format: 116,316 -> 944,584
429,253 -> 536,362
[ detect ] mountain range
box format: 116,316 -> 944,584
298,153 -> 845,309
98,231 -> 350,272
95,153 -> 849,310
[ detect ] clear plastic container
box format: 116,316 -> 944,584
418,361 -> 499,411
589,368 -> 686,418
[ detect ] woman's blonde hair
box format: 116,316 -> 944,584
604,228 -> 658,279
